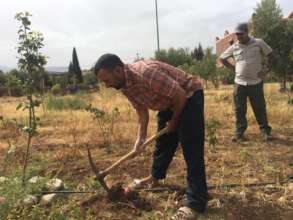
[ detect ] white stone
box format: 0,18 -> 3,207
13,177 -> 20,183
0,176 -> 8,183
239,191 -> 248,203
278,196 -> 286,203
265,184 -> 275,189
46,178 -> 63,191
23,195 -> 38,206
28,176 -> 45,184
40,193 -> 57,205
287,183 -> 293,191
7,145 -> 16,154
208,198 -> 223,208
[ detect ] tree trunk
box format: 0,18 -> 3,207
279,72 -> 287,92
282,72 -> 287,90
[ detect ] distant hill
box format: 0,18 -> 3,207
45,66 -> 68,74
0,65 -> 68,74
0,65 -> 13,72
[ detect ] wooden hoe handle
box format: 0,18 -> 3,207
103,127 -> 168,176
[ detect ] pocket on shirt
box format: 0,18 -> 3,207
247,47 -> 260,57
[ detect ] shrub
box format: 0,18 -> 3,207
206,119 -> 221,151
85,104 -> 120,148
51,83 -> 62,95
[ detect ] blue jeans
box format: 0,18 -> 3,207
151,90 -> 208,212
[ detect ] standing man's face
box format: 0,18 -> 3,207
96,67 -> 125,90
236,32 -> 250,44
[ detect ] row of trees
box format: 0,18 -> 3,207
0,46 -> 98,96
0,67 -> 97,96
155,46 -> 233,89
155,0 -> 292,89
0,0 -> 291,96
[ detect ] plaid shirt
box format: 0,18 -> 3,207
121,60 -> 203,111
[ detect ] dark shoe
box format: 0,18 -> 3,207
232,134 -> 246,142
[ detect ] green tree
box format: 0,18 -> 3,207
181,47 -> 218,89
197,43 -> 204,61
155,47 -> 192,67
0,70 -> 6,86
67,61 -> 75,84
252,0 -> 293,89
217,67 -> 234,85
15,11 -> 47,186
191,43 -> 204,61
83,71 -> 98,89
197,48 -> 217,88
191,47 -> 198,60
8,69 -> 26,83
72,47 -> 83,83
5,74 -> 22,96
155,49 -> 168,63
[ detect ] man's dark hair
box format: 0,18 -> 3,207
94,53 -> 124,74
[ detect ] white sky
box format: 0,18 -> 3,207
0,0 -> 292,69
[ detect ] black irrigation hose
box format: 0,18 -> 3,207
208,177 -> 293,190
40,176 -> 292,195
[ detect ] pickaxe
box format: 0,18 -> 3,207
86,145 -> 111,194
99,127 -> 168,179
87,127 -> 168,193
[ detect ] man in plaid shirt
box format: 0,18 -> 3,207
94,54 -> 207,219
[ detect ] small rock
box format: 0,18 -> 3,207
278,196 -> 286,203
265,184 -> 275,189
46,178 -> 64,191
40,193 -> 57,205
287,183 -> 293,191
208,198 -> 223,208
23,195 -> 38,206
264,184 -> 278,193
7,145 -> 16,154
29,176 -> 45,184
0,176 -> 8,184
0,196 -> 6,205
239,191 -> 248,203
13,177 -> 20,183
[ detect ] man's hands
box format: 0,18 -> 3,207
220,58 -> 235,72
133,137 -> 146,154
133,106 -> 149,154
95,170 -> 107,180
166,119 -> 178,133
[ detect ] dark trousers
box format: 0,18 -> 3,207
151,90 -> 208,213
233,82 -> 271,136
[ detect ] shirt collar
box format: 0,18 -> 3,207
236,37 -> 254,46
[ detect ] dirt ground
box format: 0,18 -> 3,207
0,83 -> 292,219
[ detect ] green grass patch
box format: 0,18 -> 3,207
45,94 -> 88,111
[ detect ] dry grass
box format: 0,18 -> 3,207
0,83 -> 292,219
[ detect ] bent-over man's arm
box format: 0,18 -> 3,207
133,106 -> 149,153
